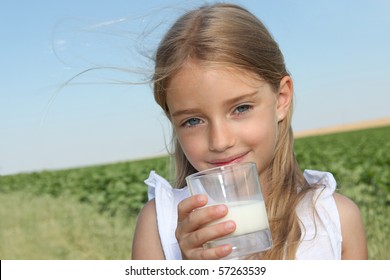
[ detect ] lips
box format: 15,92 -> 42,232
209,152 -> 249,166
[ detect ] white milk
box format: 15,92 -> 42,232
209,200 -> 268,236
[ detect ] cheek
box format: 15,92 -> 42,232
176,132 -> 205,165
243,129 -> 271,150
243,119 -> 279,156
245,115 -> 277,140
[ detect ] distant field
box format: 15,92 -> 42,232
294,117 -> 390,137
0,125 -> 389,259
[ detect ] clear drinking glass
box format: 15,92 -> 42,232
186,162 -> 272,259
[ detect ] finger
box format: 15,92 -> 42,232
187,243 -> 234,260
177,194 -> 208,222
184,219 -> 236,249
177,204 -> 229,236
177,219 -> 236,260
201,244 -> 233,260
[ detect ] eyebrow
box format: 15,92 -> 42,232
223,90 -> 259,107
171,108 -> 200,117
171,90 -> 259,118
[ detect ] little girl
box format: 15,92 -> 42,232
132,3 -> 367,260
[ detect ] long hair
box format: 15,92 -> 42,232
152,3 -> 313,259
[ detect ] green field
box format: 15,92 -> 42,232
0,126 -> 389,259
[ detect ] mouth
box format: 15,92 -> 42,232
209,152 -> 249,167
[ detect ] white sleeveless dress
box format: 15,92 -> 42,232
145,169 -> 342,260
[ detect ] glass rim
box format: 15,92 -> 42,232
185,162 -> 256,181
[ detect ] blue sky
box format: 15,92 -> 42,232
1,0 -> 389,175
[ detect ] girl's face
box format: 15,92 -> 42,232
166,62 -> 292,179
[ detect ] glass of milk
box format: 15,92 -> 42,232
186,162 -> 272,259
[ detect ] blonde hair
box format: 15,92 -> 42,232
152,3 -> 313,259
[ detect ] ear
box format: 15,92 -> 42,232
276,76 -> 293,122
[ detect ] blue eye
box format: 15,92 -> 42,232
184,118 -> 201,127
235,104 -> 251,113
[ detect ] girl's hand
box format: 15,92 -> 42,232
175,194 -> 236,259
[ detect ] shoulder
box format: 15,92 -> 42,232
333,193 -> 368,259
333,193 -> 359,215
136,199 -> 157,223
132,199 -> 165,259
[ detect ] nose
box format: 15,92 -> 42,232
208,120 -> 235,152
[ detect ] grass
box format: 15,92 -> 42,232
0,192 -> 136,259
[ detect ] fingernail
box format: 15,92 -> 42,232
197,195 -> 206,203
223,245 -> 232,253
217,205 -> 227,214
225,221 -> 235,231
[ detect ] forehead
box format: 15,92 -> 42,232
167,62 -> 265,94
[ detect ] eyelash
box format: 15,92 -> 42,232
180,104 -> 253,128
182,118 -> 202,128
234,104 -> 252,114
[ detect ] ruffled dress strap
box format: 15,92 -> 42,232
145,171 -> 190,260
296,170 -> 342,259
